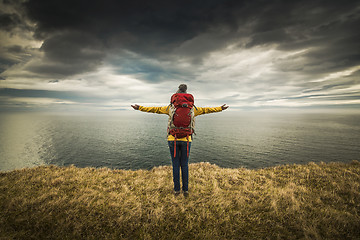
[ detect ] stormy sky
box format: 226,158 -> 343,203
0,0 -> 359,111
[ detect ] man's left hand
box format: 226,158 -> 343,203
221,104 -> 229,110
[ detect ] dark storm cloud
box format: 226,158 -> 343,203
20,0 -> 249,74
24,0 -> 239,44
18,0 -> 359,80
246,1 -> 359,45
6,45 -> 24,53
0,13 -> 22,31
0,57 -> 16,73
0,0 -> 33,32
246,1 -> 360,79
1,0 -> 359,87
24,31 -> 105,77
302,36 -> 360,74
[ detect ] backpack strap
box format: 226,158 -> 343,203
167,104 -> 175,136
174,134 -> 177,158
186,135 -> 190,157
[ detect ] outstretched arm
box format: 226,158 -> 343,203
131,104 -> 169,114
194,104 -> 229,116
131,104 -> 140,110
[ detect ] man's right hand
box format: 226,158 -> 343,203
131,104 -> 140,110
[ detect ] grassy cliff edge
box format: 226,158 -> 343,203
1,161 -> 360,239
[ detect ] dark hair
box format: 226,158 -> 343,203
177,84 -> 187,93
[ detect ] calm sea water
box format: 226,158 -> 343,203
0,111 -> 359,171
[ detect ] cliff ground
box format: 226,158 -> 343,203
1,161 -> 360,239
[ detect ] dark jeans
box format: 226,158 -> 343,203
168,141 -> 191,192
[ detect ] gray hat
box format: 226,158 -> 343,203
177,84 -> 187,93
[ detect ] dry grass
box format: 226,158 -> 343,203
1,161 -> 360,240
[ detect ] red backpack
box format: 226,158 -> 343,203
168,93 -> 195,157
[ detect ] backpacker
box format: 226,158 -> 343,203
167,93 -> 196,157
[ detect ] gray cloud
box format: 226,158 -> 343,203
28,1 -> 360,80
2,1 -> 359,75
24,31 -> 105,77
0,13 -> 22,31
0,0 -> 33,31
6,45 -> 24,53
0,0 -> 359,110
40,32 -> 104,64
0,57 -> 16,73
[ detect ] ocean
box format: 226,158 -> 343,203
0,111 -> 359,171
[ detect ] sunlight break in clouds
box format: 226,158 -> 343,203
310,65 -> 360,83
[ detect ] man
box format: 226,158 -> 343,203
131,84 -> 228,196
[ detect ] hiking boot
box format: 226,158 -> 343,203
183,191 -> 189,197
174,191 -> 181,196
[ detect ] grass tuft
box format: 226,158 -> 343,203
1,161 -> 360,239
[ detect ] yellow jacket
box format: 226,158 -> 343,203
138,105 -> 223,141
